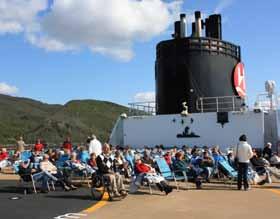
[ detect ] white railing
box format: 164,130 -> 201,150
255,93 -> 279,111
128,101 -> 156,116
196,96 -> 246,113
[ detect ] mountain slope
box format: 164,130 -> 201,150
0,94 -> 128,144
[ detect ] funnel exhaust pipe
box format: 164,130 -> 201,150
195,11 -> 202,37
180,13 -> 186,38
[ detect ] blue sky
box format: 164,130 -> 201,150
0,0 -> 279,106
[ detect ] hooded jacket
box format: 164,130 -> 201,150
234,141 -> 253,163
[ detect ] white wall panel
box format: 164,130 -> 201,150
123,111 -> 264,150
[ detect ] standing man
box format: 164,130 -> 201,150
16,136 -> 26,152
234,134 -> 253,191
88,134 -> 102,156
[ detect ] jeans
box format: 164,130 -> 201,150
33,171 -> 58,190
237,162 -> 249,189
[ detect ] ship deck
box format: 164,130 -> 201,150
1,174 -> 280,219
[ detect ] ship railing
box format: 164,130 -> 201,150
157,37 -> 241,61
128,101 -> 156,116
255,93 -> 279,111
187,37 -> 241,60
196,95 -> 246,113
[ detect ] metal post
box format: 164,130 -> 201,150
216,97 -> 219,112
201,98 -> 204,113
232,96 -> 235,111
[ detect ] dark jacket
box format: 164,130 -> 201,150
173,159 -> 188,172
263,147 -> 272,160
96,153 -> 114,174
250,155 -> 269,167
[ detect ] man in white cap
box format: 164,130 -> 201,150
88,134 -> 102,156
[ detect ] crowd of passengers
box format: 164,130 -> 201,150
1,135 -> 280,197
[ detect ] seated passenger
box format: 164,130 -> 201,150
200,151 -> 214,167
40,154 -> 76,192
152,145 -> 164,157
211,146 -> 225,163
30,150 -> 43,169
88,153 -> 98,169
123,146 -> 135,169
142,151 -> 154,167
270,153 -> 280,168
17,159 -> 57,193
171,146 -> 178,162
77,146 -> 90,163
113,151 -> 130,178
0,148 -> 9,170
47,149 -> 56,164
134,158 -> 173,195
18,159 -> 38,192
263,142 -> 272,161
96,143 -> 127,198
67,152 -> 95,175
200,151 -> 214,182
227,152 -> 237,169
163,151 -> 172,168
55,150 -> 70,168
173,152 -> 202,189
250,150 -> 273,184
182,146 -> 192,163
250,149 -> 269,173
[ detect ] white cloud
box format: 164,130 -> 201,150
134,91 -> 155,102
0,0 -> 183,61
0,82 -> 19,95
26,33 -> 75,52
0,0 -> 47,34
214,0 -> 234,14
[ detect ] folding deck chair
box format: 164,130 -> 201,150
155,157 -> 189,190
218,160 -> 238,185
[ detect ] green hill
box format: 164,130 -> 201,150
0,94 -> 128,145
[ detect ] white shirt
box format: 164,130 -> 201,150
234,141 -> 253,163
88,138 -> 102,156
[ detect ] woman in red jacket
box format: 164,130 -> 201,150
63,137 -> 72,151
0,148 -> 8,161
135,158 -> 173,195
0,148 -> 9,169
34,139 -> 44,152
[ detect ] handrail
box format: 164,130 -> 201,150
157,37 -> 241,61
128,102 -> 156,116
196,96 -> 246,113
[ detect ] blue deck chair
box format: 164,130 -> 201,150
125,154 -> 135,174
20,151 -> 32,162
155,157 -> 188,190
55,154 -> 70,169
13,162 -> 38,194
79,151 -> 90,164
218,160 -> 238,185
